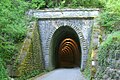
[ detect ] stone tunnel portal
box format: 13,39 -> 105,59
50,26 -> 81,68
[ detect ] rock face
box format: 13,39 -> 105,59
95,65 -> 120,80
106,67 -> 120,79
28,9 -> 99,70
95,53 -> 120,80
95,32 -> 120,80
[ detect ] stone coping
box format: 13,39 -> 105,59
28,8 -> 100,19
32,8 -> 100,12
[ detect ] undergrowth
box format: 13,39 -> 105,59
96,31 -> 120,79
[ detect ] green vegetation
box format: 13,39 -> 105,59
29,0 -> 103,9
0,58 -> 9,80
30,0 -> 46,9
14,22 -> 44,80
83,51 -> 92,80
0,0 -> 28,79
0,0 -> 120,80
96,31 -> 120,79
82,0 -> 120,79
15,70 -> 43,80
83,27 -> 94,80
0,0 -> 28,62
95,0 -> 120,79
99,0 -> 120,33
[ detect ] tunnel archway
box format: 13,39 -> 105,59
50,26 -> 81,68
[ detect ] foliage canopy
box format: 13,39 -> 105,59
29,0 -> 103,9
99,0 -> 120,32
0,0 -> 28,79
0,0 -> 28,62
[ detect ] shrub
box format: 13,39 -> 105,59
96,31 -> 120,79
0,58 -> 9,80
29,0 -> 103,9
30,0 -> 45,9
0,0 -> 28,62
99,0 -> 120,33
0,0 -> 29,78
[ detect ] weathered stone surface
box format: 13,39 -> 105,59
28,9 -> 99,70
9,22 -> 44,77
30,8 -> 99,19
95,60 -> 120,80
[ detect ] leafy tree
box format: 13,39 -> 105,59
0,0 -> 28,62
29,0 -> 103,9
99,0 -> 120,33
0,0 -> 29,78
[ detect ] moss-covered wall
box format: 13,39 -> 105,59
14,21 -> 44,77
95,31 -> 120,80
83,24 -> 100,80
32,22 -> 44,71
83,26 -> 93,80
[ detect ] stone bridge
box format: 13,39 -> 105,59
28,9 -> 99,70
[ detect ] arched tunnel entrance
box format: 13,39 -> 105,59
50,26 -> 81,68
59,38 -> 80,68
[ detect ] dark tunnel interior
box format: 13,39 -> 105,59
50,26 -> 81,68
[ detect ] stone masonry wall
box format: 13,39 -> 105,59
28,9 -> 99,70
13,22 -> 44,77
